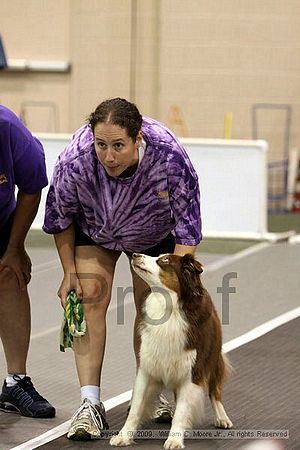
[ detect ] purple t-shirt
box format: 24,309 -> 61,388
0,106 -> 48,228
43,117 -> 202,252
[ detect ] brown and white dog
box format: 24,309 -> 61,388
110,253 -> 233,449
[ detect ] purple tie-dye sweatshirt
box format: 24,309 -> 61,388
43,117 -> 201,252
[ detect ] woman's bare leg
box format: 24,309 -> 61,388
73,245 -> 121,386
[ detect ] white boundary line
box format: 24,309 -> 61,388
289,233 -> 300,244
29,326 -> 61,341
2,240 -> 271,351
10,305 -> 300,450
203,230 -> 295,242
32,260 -> 60,275
12,241 -> 269,343
204,242 -> 270,273
222,306 -> 300,353
10,391 -> 133,450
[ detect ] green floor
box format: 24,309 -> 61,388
268,212 -> 300,233
26,213 -> 300,255
200,213 -> 300,254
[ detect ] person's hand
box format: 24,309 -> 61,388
58,272 -> 83,309
0,247 -> 32,289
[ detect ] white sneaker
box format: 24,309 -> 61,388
127,394 -> 174,423
153,394 -> 174,423
67,398 -> 108,440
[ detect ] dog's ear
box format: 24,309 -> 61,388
179,254 -> 203,299
181,254 -> 203,275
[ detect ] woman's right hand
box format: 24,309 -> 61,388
58,272 -> 83,308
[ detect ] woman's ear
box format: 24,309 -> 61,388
136,130 -> 143,145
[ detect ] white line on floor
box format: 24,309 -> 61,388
204,242 -> 270,273
30,325 -> 61,340
32,259 -> 60,274
10,305 -> 300,450
18,295 -> 135,344
10,420 -> 71,450
10,391 -> 133,450
222,305 -> 300,353
104,389 -> 132,411
30,241 -> 268,276
27,241 -> 270,342
28,297 -> 135,342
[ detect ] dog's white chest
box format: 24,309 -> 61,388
140,292 -> 196,387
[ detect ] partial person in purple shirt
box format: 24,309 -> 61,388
43,97 -> 201,439
0,105 -> 55,418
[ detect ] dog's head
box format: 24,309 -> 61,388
131,253 -> 203,298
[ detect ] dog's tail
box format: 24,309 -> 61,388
222,352 -> 234,380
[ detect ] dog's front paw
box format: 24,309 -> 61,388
110,432 -> 134,447
164,436 -> 185,449
215,416 -> 233,429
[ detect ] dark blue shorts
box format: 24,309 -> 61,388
74,222 -> 175,257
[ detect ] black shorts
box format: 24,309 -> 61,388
74,223 -> 175,257
0,212 -> 14,258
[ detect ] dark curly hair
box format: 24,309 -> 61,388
88,98 -> 143,141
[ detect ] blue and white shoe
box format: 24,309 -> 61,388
0,376 -> 55,418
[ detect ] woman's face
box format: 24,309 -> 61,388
94,122 -> 141,177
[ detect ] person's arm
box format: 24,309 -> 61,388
54,224 -> 82,307
0,191 -> 41,288
168,150 -> 202,252
7,191 -> 40,248
174,244 -> 197,256
54,224 -> 76,275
